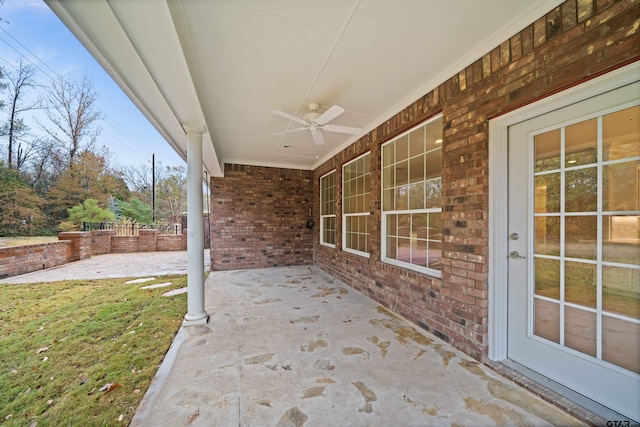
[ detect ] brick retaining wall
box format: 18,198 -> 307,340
0,229 -> 188,279
0,241 -> 73,279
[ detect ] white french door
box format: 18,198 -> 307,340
507,81 -> 640,421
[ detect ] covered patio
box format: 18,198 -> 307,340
130,266 -> 582,426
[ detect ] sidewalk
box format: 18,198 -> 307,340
0,250 -> 210,284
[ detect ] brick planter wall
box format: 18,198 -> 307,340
313,0 -> 640,361
210,164 -> 314,270
0,242 -> 73,279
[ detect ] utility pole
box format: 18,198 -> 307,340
152,153 -> 156,223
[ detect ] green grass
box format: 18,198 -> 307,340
0,275 -> 187,426
0,236 -> 58,248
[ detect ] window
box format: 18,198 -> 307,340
382,115 -> 443,276
343,152 -> 371,257
320,170 -> 336,247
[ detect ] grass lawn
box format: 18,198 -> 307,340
0,275 -> 187,426
0,237 -> 58,248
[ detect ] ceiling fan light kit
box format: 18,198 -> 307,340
272,103 -> 362,145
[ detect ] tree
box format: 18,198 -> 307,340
119,198 -> 152,224
156,165 -> 186,223
1,60 -> 40,169
41,74 -> 101,166
45,149 -> 129,226
65,198 -> 114,227
0,163 -> 44,236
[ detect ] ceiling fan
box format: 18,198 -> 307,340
272,102 -> 361,145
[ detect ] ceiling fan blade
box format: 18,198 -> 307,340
271,109 -> 307,125
310,128 -> 325,145
316,105 -> 344,125
273,127 -> 308,136
323,124 -> 361,134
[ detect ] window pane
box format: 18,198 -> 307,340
603,215 -> 639,263
409,155 -> 425,184
397,238 -> 410,263
409,126 -> 425,158
397,214 -> 410,237
565,306 -> 596,357
408,182 -> 424,210
383,143 -> 394,166
565,167 -> 597,212
535,173 -> 560,213
565,216 -> 597,260
535,216 -> 560,256
413,239 -> 427,267
426,149 -> 442,179
535,257 -> 560,300
603,316 -> 640,373
396,135 -> 408,162
565,118 -> 597,167
396,161 -> 409,186
603,105 -> 640,162
565,261 -> 596,308
427,241 -> 442,269
386,236 -> 397,259
603,161 -> 639,212
396,187 -> 408,210
534,298 -> 560,343
426,178 -> 441,209
429,212 -> 442,239
603,265 -> 640,319
535,129 -> 561,172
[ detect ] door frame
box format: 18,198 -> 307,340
487,60 -> 640,361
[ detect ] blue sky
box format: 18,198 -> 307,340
0,0 -> 185,169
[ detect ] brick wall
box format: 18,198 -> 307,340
0,242 -> 73,279
110,236 -> 140,253
139,229 -> 160,252
91,230 -> 116,255
58,232 -> 92,261
157,234 -> 186,251
314,0 -> 640,361
210,164 -> 314,270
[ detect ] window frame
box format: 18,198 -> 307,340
319,169 -> 337,248
381,114 -> 443,277
342,151 -> 371,258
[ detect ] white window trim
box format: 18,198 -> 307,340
487,61 -> 640,362
342,152 -> 371,258
320,170 -> 336,248
380,115 -> 443,278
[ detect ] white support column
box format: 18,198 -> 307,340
183,124 -> 208,326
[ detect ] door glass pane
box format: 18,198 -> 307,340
565,216 -> 597,260
603,105 -> 640,161
565,167 -> 597,212
603,265 -> 640,319
535,129 -> 561,171
535,216 -> 560,255
565,261 -> 596,308
603,161 -> 639,212
565,118 -> 597,167
565,306 -> 596,357
535,258 -> 560,300
602,316 -> 640,373
535,173 -> 560,213
534,298 -> 560,343
602,215 -> 639,263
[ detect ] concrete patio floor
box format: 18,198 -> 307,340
131,265 -> 584,426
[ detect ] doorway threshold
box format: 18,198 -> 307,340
486,359 -> 635,426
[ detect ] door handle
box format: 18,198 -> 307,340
509,251 -> 526,259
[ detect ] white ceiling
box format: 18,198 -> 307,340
45,0 -> 560,177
